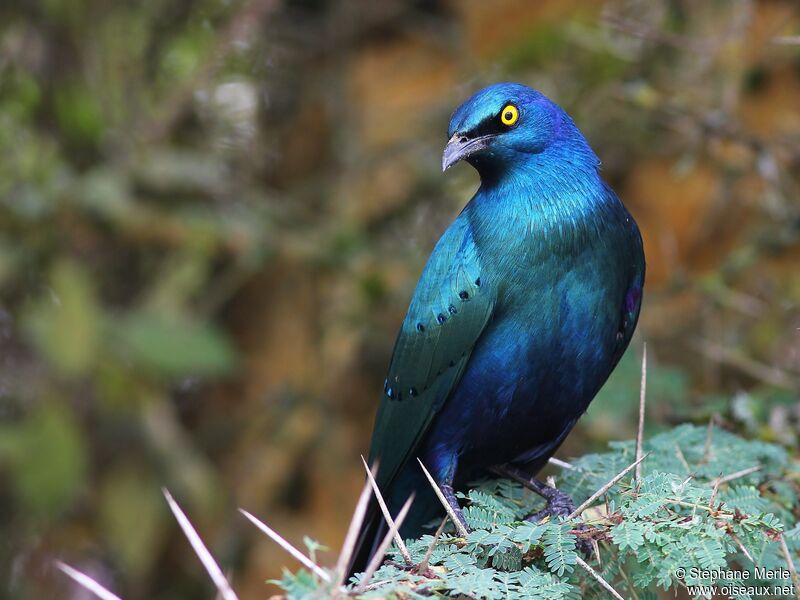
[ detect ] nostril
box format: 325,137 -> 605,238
459,136 -> 468,144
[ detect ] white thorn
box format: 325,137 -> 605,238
417,458 -> 468,538
238,509 -> 331,582
55,561 -> 123,600
355,494 -> 414,593
334,463 -> 376,586
360,456 -> 412,565
162,488 -> 239,600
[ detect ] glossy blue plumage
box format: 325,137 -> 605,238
351,83 -> 644,572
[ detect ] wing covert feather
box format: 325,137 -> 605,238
368,215 -> 494,491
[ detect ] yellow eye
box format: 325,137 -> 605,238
500,104 -> 518,126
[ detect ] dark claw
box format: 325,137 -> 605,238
491,464 -> 594,559
524,488 -> 593,559
573,530 -> 595,559
525,485 -> 576,521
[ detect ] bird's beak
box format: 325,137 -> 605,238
442,133 -> 492,172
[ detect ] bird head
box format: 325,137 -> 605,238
442,83 -> 592,176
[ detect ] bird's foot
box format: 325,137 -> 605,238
525,483 -> 576,521
523,485 -> 594,558
491,465 -> 576,517
492,465 -> 593,558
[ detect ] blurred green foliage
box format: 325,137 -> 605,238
0,404 -> 87,521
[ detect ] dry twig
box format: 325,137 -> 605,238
576,555 -> 624,600
702,415 -> 716,463
729,532 -> 755,564
778,533 -> 800,598
635,343 -> 647,484
694,339 -> 799,391
709,465 -> 761,508
568,453 -> 649,520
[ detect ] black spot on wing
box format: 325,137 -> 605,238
384,270 -> 487,403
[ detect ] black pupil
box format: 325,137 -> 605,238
504,111 -> 513,121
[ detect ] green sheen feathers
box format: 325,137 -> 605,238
368,214 -> 494,491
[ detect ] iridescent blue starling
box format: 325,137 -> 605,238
351,82 -> 645,573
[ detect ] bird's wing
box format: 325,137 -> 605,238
368,213 -> 494,492
613,226 -> 645,366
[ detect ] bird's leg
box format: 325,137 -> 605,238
440,482 -> 470,534
423,454 -> 470,535
492,464 -> 577,519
